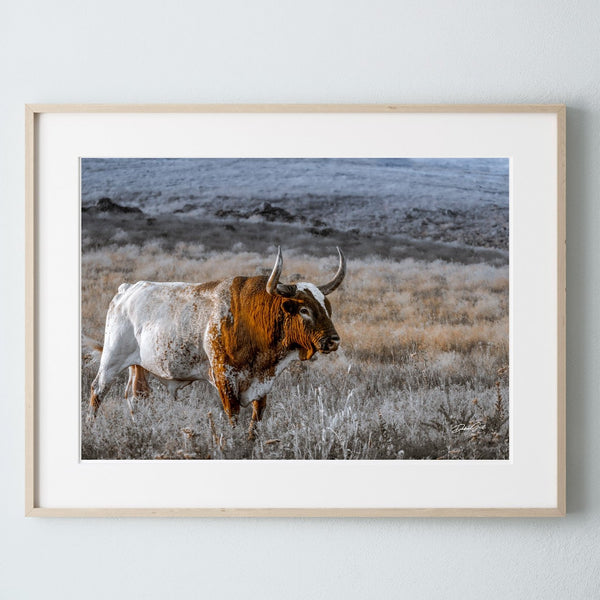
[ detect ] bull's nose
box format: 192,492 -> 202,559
322,334 -> 340,352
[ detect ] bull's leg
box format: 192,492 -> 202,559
124,368 -> 135,421
124,365 -> 151,421
124,368 -> 133,400
220,388 -> 241,426
132,365 -> 150,397
211,363 -> 241,426
248,396 -> 267,441
205,332 -> 241,426
90,307 -> 139,421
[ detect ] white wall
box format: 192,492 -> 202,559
1,1 -> 599,597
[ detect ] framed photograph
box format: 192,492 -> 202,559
26,104 -> 565,516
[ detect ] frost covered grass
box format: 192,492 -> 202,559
81,244 -> 509,460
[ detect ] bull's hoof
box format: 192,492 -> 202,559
247,423 -> 258,442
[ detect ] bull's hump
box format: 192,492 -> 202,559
192,280 -> 221,293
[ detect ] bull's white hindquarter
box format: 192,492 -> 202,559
91,279 -> 225,406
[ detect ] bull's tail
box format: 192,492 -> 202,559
82,334 -> 103,366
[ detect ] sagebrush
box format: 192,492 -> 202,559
81,245 -> 509,460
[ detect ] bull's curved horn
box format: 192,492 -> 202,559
318,247 -> 346,296
266,247 -> 296,298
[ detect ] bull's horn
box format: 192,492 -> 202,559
318,247 -> 346,295
266,247 -> 296,298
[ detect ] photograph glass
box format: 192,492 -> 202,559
80,157 -> 509,461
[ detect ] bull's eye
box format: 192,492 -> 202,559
299,307 -> 311,317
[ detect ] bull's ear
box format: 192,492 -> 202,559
282,300 -> 299,314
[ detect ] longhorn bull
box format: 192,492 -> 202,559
88,247 -> 346,437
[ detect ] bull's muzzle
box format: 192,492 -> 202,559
319,333 -> 340,353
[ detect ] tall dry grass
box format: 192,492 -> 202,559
81,243 -> 509,460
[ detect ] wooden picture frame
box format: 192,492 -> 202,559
26,104 -> 565,516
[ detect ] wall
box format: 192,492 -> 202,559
1,1 -> 599,597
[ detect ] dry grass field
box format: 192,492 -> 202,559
81,244 -> 509,460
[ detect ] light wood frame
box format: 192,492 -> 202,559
25,104 -> 566,517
